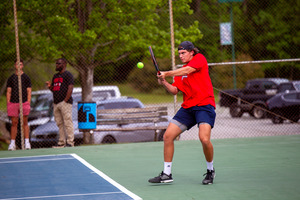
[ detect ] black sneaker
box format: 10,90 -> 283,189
202,168 -> 215,185
148,171 -> 173,183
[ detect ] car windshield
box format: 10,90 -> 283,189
33,98 -> 52,111
278,83 -> 295,93
97,101 -> 142,110
262,81 -> 277,89
294,83 -> 300,91
30,95 -> 39,108
73,91 -> 110,102
95,90 -> 115,97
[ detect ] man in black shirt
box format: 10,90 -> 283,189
46,58 -> 74,147
6,59 -> 32,150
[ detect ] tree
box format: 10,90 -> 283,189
14,0 -> 202,101
0,1 -> 16,95
187,0 -> 299,80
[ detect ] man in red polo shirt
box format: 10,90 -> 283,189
149,41 -> 216,185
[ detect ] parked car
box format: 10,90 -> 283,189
219,78 -> 289,119
30,85 -> 121,108
30,105 -> 82,148
29,90 -> 112,121
30,93 -> 107,148
266,91 -> 300,124
28,91 -> 110,133
30,97 -> 170,148
4,85 -> 120,132
29,85 -> 120,119
30,89 -> 51,108
277,80 -> 300,93
6,85 -> 120,125
93,98 -> 169,144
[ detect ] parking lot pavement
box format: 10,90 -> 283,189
152,103 -> 300,141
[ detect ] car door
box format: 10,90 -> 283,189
282,92 -> 300,121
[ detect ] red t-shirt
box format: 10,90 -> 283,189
172,53 -> 215,109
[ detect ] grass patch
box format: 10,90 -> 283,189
0,96 -> 6,112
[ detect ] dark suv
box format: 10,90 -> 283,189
219,78 -> 289,119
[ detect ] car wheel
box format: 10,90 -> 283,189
271,115 -> 284,124
74,138 -> 83,146
101,135 -> 116,144
229,103 -> 243,118
289,116 -> 300,123
31,142 -> 38,148
252,105 -> 266,119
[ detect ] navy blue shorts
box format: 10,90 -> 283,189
173,104 -> 216,129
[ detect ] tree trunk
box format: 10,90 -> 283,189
80,66 -> 94,102
79,66 -> 94,144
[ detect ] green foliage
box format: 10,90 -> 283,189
128,56 -> 174,93
128,61 -> 161,93
240,0 -> 299,60
2,0 -> 203,101
211,54 -> 264,89
0,0 -> 298,96
17,0 -> 202,62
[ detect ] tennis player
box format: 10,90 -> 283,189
148,41 -> 216,184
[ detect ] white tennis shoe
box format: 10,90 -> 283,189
25,142 -> 31,150
8,143 -> 16,151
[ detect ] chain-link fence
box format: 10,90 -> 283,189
0,0 -> 299,150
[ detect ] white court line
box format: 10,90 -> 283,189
71,153 -> 143,200
0,154 -> 72,161
0,191 -> 123,200
0,157 -> 74,164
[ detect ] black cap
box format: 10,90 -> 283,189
178,41 -> 195,51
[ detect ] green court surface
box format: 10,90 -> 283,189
1,135 -> 299,200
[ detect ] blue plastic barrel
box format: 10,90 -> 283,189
78,101 -> 96,129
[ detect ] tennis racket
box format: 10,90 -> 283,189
148,46 -> 161,75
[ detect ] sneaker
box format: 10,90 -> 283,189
202,168 -> 216,185
65,144 -> 74,147
148,171 -> 173,183
8,143 -> 16,151
25,142 -> 31,150
52,144 -> 65,148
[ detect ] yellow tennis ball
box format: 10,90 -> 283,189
137,62 -> 144,69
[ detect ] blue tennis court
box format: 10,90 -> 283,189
0,154 -> 142,200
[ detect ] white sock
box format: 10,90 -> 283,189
10,140 -> 15,145
163,162 -> 172,175
25,138 -> 30,143
206,161 -> 214,171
